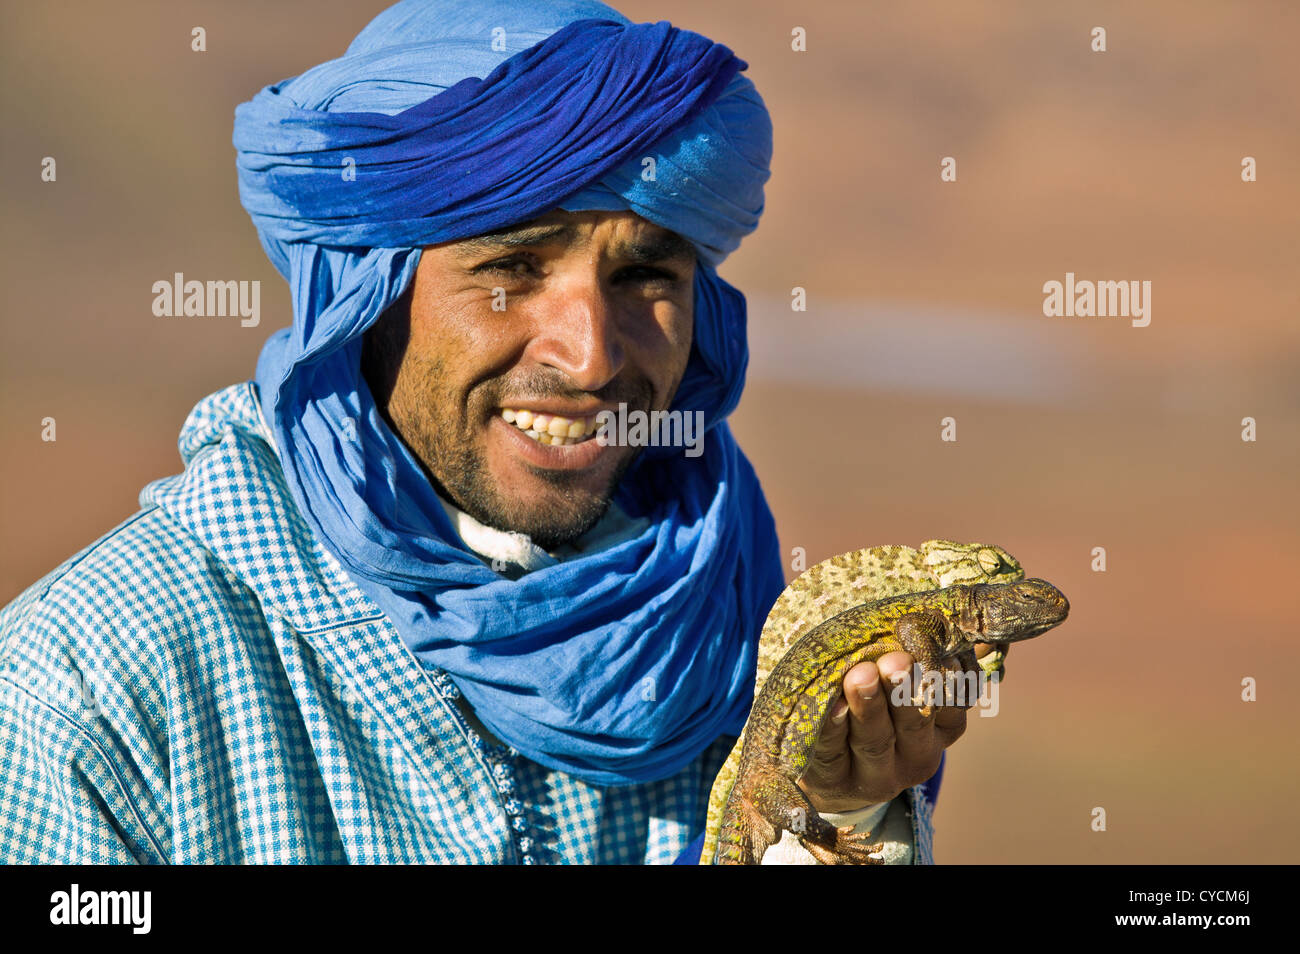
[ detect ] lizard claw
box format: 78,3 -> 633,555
798,825 -> 887,865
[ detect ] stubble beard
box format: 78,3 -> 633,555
417,404 -> 643,551
367,338 -> 647,552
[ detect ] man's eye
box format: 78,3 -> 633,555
616,266 -> 679,286
471,259 -> 680,286
474,256 -> 536,278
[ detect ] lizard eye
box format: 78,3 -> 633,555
977,548 -> 1004,574
1013,581 -> 1049,601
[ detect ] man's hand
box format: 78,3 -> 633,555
794,645 -> 998,813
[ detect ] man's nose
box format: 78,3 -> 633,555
527,272 -> 625,391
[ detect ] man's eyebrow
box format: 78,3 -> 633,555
455,222 -> 577,256
453,221 -> 696,265
612,231 -> 696,266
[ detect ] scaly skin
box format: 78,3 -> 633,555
713,578 -> 1069,865
699,541 -> 1022,865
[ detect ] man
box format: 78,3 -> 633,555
0,0 -> 959,864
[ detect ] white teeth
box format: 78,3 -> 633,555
502,408 -> 597,447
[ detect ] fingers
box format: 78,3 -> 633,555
841,658 -> 894,761
871,650 -> 935,741
800,652 -> 972,812
797,659 -> 896,811
808,687 -> 852,774
842,657 -> 915,804
878,650 -> 969,750
929,694 -> 968,748
974,640 -> 1011,664
853,652 -> 965,788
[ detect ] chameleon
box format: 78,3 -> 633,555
699,540 -> 1025,865
712,577 -> 1070,865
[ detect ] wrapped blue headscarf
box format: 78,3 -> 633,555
234,0 -> 783,785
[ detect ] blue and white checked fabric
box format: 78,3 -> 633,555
0,383 -> 935,864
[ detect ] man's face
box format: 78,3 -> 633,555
362,209 -> 697,550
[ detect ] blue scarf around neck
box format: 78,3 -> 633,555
235,0 -> 784,785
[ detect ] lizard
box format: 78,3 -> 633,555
712,577 -> 1070,865
699,540 -> 1024,865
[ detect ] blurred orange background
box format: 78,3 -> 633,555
2,1 -> 1296,862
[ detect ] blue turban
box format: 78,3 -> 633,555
234,0 -> 783,785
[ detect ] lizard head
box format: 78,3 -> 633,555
921,540 -> 1023,587
973,578 -> 1069,641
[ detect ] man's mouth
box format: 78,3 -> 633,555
500,408 -> 600,446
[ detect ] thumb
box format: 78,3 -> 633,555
811,691 -> 852,764
806,688 -> 852,776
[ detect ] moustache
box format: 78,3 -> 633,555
493,370 -> 653,412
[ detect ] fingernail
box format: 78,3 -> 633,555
831,700 -> 849,723
857,683 -> 877,702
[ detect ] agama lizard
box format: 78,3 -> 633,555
700,541 -> 1025,865
711,578 -> 1069,865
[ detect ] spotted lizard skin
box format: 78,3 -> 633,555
699,541 -> 1024,865
711,578 -> 1069,864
